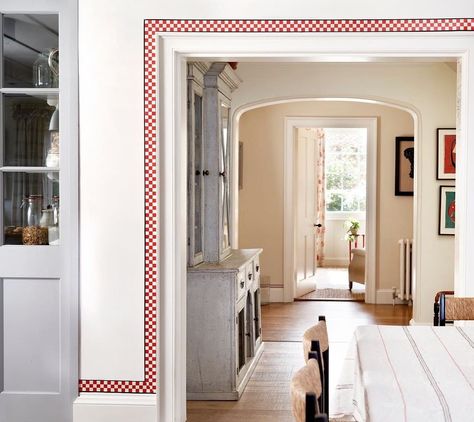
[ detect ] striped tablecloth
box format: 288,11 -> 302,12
346,325 -> 474,422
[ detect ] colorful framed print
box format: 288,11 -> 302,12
437,128 -> 456,180
395,137 -> 414,196
439,186 -> 456,235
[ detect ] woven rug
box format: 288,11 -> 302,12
296,288 -> 365,302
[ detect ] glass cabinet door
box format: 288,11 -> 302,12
193,92 -> 203,258
219,100 -> 231,257
187,75 -> 204,266
3,15 -> 58,88
1,15 -> 60,246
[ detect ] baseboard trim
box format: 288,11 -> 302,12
376,289 -> 409,305
75,393 -> 156,406
269,287 -> 284,302
321,258 -> 349,267
73,393 -> 156,422
409,318 -> 431,326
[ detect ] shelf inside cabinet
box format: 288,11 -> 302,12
0,88 -> 59,96
0,166 -> 59,173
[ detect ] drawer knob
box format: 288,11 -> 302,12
240,280 -> 245,288
203,170 -> 210,176
256,265 -> 260,272
248,273 -> 252,280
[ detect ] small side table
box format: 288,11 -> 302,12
348,234 -> 365,290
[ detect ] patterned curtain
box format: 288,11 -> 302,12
315,128 -> 326,266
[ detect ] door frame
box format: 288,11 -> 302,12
155,31 -> 474,422
284,116 -> 378,303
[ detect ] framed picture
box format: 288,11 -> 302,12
395,137 -> 414,196
439,186 -> 456,235
437,128 -> 456,180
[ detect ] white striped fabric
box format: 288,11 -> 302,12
348,326 -> 474,422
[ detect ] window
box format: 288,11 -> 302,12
325,128 -> 367,213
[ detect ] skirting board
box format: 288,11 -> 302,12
321,258 -> 349,267
269,286 -> 284,302
376,289 -> 411,305
409,318 -> 431,326
73,393 -> 156,422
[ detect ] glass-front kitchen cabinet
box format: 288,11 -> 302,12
0,5 -> 77,422
187,62 -> 240,264
2,14 -> 60,246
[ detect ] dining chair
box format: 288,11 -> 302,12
290,351 -> 328,422
303,316 -> 329,414
434,291 -> 474,326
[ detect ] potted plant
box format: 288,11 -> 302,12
344,218 -> 360,242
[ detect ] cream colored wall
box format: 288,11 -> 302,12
324,216 -> 366,267
233,62 -> 456,322
239,102 -> 414,297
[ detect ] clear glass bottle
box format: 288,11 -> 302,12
32,49 -> 59,88
52,195 -> 60,225
24,195 -> 43,226
33,52 -> 53,88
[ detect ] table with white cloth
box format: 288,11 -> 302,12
332,325 -> 474,422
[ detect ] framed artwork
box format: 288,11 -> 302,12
395,137 -> 414,196
437,128 -> 456,180
439,186 -> 456,235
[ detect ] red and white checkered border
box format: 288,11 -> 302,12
79,17 -> 473,394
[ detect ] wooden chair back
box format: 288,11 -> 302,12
434,291 -> 474,325
290,352 -> 327,422
303,316 -> 329,414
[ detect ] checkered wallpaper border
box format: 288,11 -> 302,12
79,17 -> 473,394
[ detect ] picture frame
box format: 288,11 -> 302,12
395,136 -> 414,196
439,185 -> 456,235
437,128 -> 456,180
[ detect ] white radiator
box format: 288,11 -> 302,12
398,239 -> 413,301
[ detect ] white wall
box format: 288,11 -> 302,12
77,1 -> 474,420
324,216 -> 366,267
238,100 -> 415,299
233,62 -> 455,319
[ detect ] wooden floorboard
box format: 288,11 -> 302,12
187,301 -> 411,422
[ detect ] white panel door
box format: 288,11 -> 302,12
295,128 -> 320,298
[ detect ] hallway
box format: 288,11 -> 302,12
187,301 -> 411,422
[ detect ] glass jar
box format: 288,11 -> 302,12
33,49 -> 59,88
21,195 -> 48,245
23,195 -> 43,226
40,209 -> 54,228
52,195 -> 60,225
33,52 -> 53,87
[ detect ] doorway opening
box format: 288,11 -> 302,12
160,49 -> 461,422
295,126 -> 369,302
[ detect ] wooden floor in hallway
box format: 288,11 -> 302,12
187,301 -> 412,422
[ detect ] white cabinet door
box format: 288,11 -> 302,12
295,128 -> 319,297
0,5 -> 78,422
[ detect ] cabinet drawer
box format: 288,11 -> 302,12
236,270 -> 246,300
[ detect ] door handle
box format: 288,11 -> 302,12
314,223 -> 322,228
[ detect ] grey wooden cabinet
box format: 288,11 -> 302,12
187,249 -> 263,400
186,63 -> 263,401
